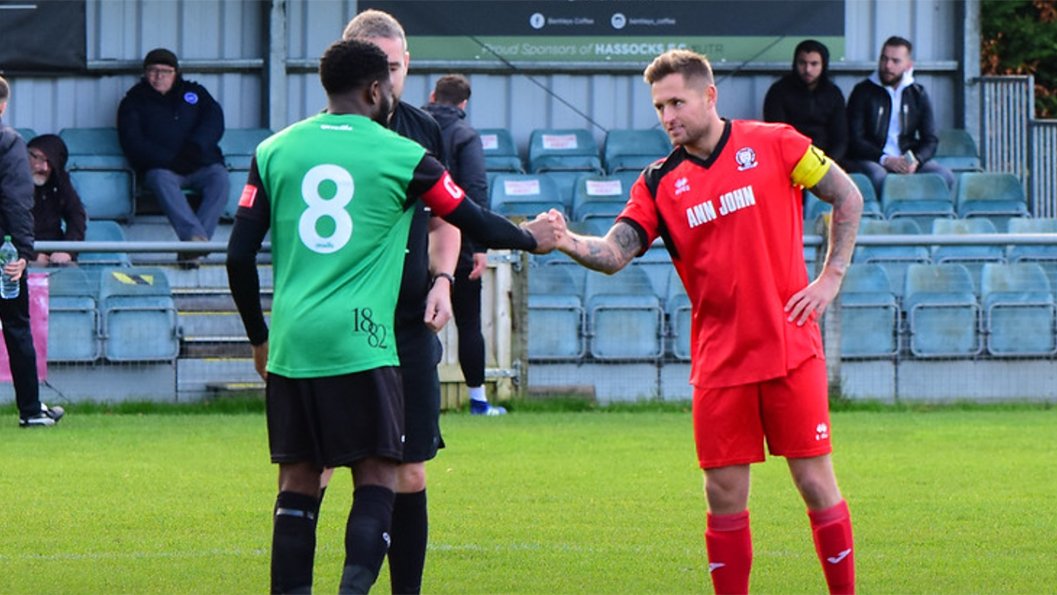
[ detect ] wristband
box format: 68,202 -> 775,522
432,272 -> 455,288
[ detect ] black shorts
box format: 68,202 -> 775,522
396,323 -> 444,463
266,367 -> 405,469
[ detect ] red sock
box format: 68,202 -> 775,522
808,500 -> 855,595
705,510 -> 752,595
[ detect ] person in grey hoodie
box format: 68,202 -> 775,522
845,36 -> 954,195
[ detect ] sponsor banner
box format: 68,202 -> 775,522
0,1 -> 86,72
362,1 -> 844,63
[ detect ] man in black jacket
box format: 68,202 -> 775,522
423,74 -> 507,416
0,76 -> 64,428
845,36 -> 954,195
27,134 -> 87,267
117,48 -> 229,267
763,39 -> 848,164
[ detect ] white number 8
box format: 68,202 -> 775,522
300,164 -> 353,254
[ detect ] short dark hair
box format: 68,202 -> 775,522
644,49 -> 714,87
319,38 -> 390,96
882,36 -> 913,55
432,74 -> 471,105
0,75 -> 9,103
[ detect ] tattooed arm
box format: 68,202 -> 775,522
557,217 -> 643,275
785,165 -> 864,326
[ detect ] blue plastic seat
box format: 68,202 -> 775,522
68,169 -> 135,221
930,218 -> 1005,294
1006,217 -> 1057,289
853,219 -> 931,297
583,266 -> 664,360
478,128 -> 524,173
954,172 -> 1029,231
840,264 -> 899,357
602,128 -> 671,174
489,173 -> 565,218
527,128 -> 602,174
46,268 -> 100,362
933,129 -> 983,172
219,127 -> 271,170
903,263 -> 980,357
98,267 -> 180,362
980,262 -> 1056,356
881,173 -> 955,232
15,128 -> 36,142
59,127 -> 131,170
664,270 -> 692,361
571,174 -> 630,223
78,220 -> 131,267
527,267 -> 584,360
848,172 -> 884,220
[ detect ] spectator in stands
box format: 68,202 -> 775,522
846,36 -> 954,195
546,49 -> 862,595
422,74 -> 506,416
26,134 -> 87,267
117,48 -> 228,268
763,39 -> 848,164
0,76 -> 64,428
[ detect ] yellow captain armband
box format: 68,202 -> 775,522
791,145 -> 832,189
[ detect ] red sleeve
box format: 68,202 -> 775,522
408,154 -> 465,217
616,172 -> 661,248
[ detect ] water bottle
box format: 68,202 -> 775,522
0,235 -> 20,300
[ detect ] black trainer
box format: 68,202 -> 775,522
19,404 -> 65,428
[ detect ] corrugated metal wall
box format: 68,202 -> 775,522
5,0 -> 966,151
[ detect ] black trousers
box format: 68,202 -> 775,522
0,275 -> 41,418
452,261 -> 485,387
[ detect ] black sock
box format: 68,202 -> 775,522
338,485 -> 395,595
388,490 -> 428,595
271,491 -> 319,595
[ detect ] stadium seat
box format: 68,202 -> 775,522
68,169 -> 135,221
15,128 -> 36,141
583,266 -> 664,360
665,269 -> 692,361
489,173 -> 565,218
527,128 -> 603,174
980,262 -> 1056,356
840,263 -> 899,357
98,267 -> 180,362
59,127 -> 130,170
880,172 -> 955,232
527,266 -> 584,360
78,220 -> 131,267
478,128 -> 525,173
602,128 -> 671,174
848,172 -> 884,220
571,174 -> 629,223
219,127 -> 271,170
636,243 -> 675,299
46,267 -> 100,362
1006,217 -> 1057,290
803,190 -> 831,228
933,129 -> 983,172
853,219 -> 931,297
903,263 -> 981,357
930,218 -> 1005,294
954,172 -> 1029,231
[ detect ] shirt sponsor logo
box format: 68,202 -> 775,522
815,422 -> 829,441
674,177 -> 691,195
735,147 -> 758,171
685,185 -> 757,228
321,124 -> 354,131
238,185 -> 257,208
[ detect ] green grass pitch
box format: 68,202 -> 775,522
0,402 -> 1054,594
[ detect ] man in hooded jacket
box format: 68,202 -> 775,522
763,39 -> 848,164
26,134 -> 87,267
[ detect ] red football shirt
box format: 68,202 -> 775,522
619,120 -> 826,388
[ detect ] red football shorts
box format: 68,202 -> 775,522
692,356 -> 832,469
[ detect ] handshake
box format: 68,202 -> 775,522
519,208 -> 571,255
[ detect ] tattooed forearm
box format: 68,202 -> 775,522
812,167 -> 863,276
562,221 -> 641,274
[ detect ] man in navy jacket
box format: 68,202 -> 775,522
118,48 -> 228,267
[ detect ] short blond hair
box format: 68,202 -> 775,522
343,9 -> 406,48
644,49 -> 714,87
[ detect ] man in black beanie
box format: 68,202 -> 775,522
26,134 -> 87,267
117,48 -> 229,268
